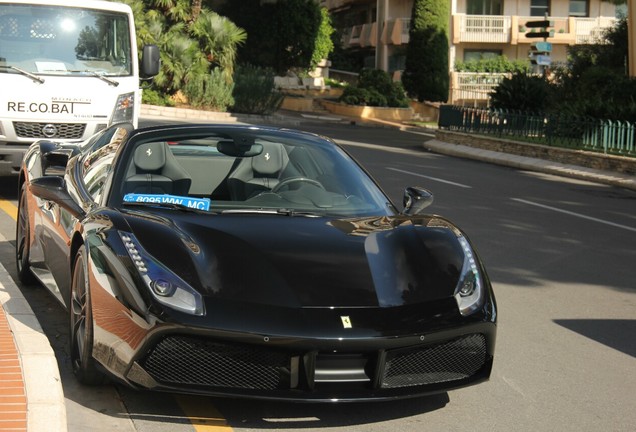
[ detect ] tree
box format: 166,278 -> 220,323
491,18 -> 636,121
310,7 -> 335,70
220,0 -> 322,74
401,0 -> 450,102
118,0 -> 245,110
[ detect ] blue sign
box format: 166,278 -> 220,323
533,54 -> 552,66
533,42 -> 552,52
124,194 -> 211,211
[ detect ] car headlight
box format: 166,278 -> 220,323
454,236 -> 484,316
118,231 -> 204,316
110,92 -> 135,124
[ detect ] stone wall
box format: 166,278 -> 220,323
436,130 -> 636,175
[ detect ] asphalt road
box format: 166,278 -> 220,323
0,118 -> 635,432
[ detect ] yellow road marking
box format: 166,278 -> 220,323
3,195 -> 233,430
175,395 -> 233,431
0,199 -> 17,221
3,196 -> 233,430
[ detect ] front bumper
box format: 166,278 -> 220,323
125,328 -> 495,401
92,299 -> 496,401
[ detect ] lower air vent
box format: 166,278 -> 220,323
382,333 -> 487,388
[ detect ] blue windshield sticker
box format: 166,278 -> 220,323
123,194 -> 211,211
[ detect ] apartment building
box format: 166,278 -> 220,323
321,0 -> 626,102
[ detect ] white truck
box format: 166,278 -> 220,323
0,0 -> 159,176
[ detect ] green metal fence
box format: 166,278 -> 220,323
438,105 -> 636,156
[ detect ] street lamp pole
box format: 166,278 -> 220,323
629,0 -> 635,77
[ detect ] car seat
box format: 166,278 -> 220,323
123,142 -> 191,196
227,142 -> 297,200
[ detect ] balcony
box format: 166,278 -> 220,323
340,18 -> 412,48
453,14 -> 617,45
381,18 -> 411,45
343,22 -> 377,47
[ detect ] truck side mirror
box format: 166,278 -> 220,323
140,44 -> 160,79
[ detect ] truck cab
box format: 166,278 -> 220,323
0,0 -> 158,176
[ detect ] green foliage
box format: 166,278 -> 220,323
141,88 -> 174,107
490,73 -> 551,112
338,69 -> 409,108
183,68 -> 235,111
357,69 -> 409,107
455,56 -> 531,74
232,65 -> 284,115
123,0 -> 245,108
402,0 -> 450,102
490,18 -> 635,121
190,10 -> 247,79
324,77 -> 348,88
340,87 -> 374,106
220,0 -> 322,74
311,8 -> 335,70
553,67 -> 636,121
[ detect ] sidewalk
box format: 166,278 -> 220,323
1,104 -> 634,432
0,252 -> 65,431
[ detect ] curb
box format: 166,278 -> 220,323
0,256 -> 67,432
424,139 -> 636,191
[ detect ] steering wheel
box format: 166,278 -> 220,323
272,177 -> 325,193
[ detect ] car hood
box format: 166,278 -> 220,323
123,212 -> 466,309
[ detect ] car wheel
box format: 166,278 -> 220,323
70,247 -> 105,385
15,183 -> 36,285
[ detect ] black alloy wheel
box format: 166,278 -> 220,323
16,183 -> 36,285
70,247 -> 105,385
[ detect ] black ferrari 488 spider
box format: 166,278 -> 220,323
16,122 -> 496,401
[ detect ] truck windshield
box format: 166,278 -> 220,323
0,4 -> 132,77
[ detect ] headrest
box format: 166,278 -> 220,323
252,142 -> 287,175
134,143 -> 166,172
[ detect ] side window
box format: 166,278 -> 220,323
82,126 -> 128,202
84,151 -> 115,202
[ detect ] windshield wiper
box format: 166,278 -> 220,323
221,208 -> 321,217
122,201 -> 213,214
67,70 -> 119,87
0,65 -> 44,83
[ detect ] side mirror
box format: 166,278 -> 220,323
140,44 -> 160,79
38,141 -> 74,176
402,186 -> 434,215
30,176 -> 84,218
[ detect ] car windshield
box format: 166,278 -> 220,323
0,4 -> 132,76
114,129 -> 394,217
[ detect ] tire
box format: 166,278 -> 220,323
15,183 -> 36,285
69,247 -> 106,385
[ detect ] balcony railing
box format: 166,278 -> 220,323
574,17 -> 617,43
449,72 -> 509,106
343,14 -> 617,49
454,14 -> 617,45
459,15 -> 511,43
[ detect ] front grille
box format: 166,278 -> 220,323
382,334 -> 487,388
141,336 -> 291,390
13,122 -> 85,139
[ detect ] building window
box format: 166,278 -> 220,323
569,0 -> 588,17
467,0 -> 503,16
615,3 -> 627,18
530,0 -> 550,17
463,50 -> 502,62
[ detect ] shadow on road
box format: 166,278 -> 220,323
554,319 -> 636,358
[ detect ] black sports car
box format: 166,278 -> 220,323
17,122 -> 496,401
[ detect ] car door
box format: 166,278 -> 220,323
37,125 -> 129,306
